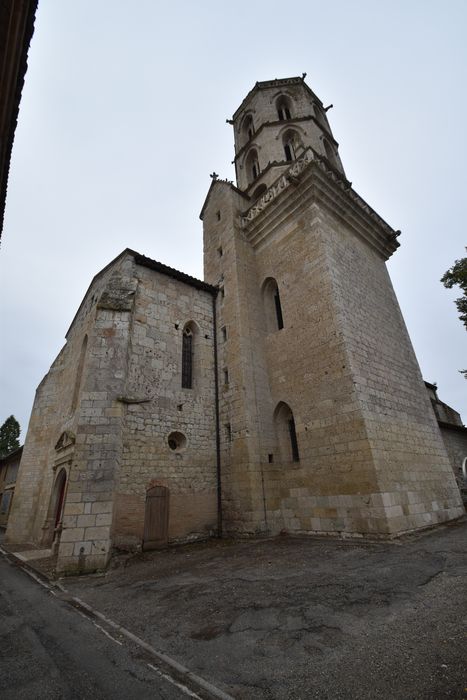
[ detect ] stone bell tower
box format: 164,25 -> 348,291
231,75 -> 345,195
201,76 -> 464,538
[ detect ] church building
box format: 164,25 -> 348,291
6,76 -> 464,574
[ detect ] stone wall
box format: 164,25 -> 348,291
0,447 -> 22,528
113,261 -> 218,548
202,156 -> 464,539
204,181 -> 271,534
320,206 -> 463,533
6,254 -> 131,569
439,425 -> 467,499
233,79 -> 344,196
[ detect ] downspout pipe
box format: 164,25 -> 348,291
212,291 -> 222,537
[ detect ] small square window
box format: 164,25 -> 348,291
268,454 -> 274,463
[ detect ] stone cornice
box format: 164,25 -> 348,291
240,148 -> 400,260
232,76 -> 323,122
234,115 -> 338,163
437,420 -> 467,434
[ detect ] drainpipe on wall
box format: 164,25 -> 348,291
212,291 -> 222,537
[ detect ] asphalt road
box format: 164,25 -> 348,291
67,520 -> 467,699
0,554 -> 196,699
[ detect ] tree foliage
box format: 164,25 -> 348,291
441,249 -> 467,378
0,415 -> 21,458
441,249 -> 467,329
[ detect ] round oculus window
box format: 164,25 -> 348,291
167,431 -> 187,451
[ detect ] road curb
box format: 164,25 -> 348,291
0,545 -> 56,586
67,594 -> 235,700
0,544 -> 235,700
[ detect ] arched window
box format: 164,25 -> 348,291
245,149 -> 260,184
42,467 -> 68,546
52,469 -> 68,528
71,334 -> 88,413
182,326 -> 193,389
282,129 -> 300,162
274,402 -> 300,463
242,114 -> 254,142
262,277 -> 284,332
323,139 -> 338,169
276,96 -> 292,121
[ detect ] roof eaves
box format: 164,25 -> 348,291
0,1 -> 38,242
66,247 -> 218,338
0,445 -> 23,464
129,249 -> 217,294
232,76 -> 311,121
199,177 -> 248,220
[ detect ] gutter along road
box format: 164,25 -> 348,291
0,551 -> 222,699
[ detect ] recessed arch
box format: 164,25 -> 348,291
323,138 -> 339,169
281,128 -> 303,162
245,148 -> 260,184
181,321 -> 199,390
276,123 -> 306,140
262,277 -> 284,332
42,467 -> 68,547
241,113 -> 255,144
276,94 -> 293,121
274,402 -> 300,463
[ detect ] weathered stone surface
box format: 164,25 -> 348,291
6,77 -> 464,574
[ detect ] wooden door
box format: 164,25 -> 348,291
143,485 -> 169,550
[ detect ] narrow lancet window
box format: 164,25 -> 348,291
274,288 -> 284,330
242,115 -> 254,144
245,149 -> 260,184
282,130 -> 301,163
182,328 -> 193,389
288,417 -> 300,462
276,96 -> 292,121
262,277 -> 285,332
274,402 -> 300,464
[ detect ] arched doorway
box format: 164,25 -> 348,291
53,469 -> 67,528
42,468 -> 67,547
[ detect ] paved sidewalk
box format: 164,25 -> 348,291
63,519 -> 467,699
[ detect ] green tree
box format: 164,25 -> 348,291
0,415 -> 21,457
441,249 -> 467,377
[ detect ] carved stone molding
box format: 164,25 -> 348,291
241,148 -> 314,226
54,431 -> 76,451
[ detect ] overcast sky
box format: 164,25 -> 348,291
0,0 -> 466,438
